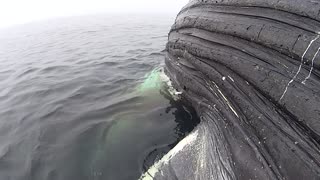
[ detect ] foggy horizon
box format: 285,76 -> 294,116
0,0 -> 188,29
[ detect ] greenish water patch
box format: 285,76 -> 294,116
137,67 -> 164,92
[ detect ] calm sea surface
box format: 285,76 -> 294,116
0,15 -> 199,180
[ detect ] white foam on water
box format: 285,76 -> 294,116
158,67 -> 183,99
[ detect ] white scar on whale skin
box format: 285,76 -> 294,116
279,35 -> 320,101
212,81 -> 239,118
302,47 -> 320,84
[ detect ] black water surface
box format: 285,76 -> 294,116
0,15 -> 199,180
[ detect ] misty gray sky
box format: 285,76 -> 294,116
0,0 -> 189,28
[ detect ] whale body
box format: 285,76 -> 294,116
141,0 -> 320,179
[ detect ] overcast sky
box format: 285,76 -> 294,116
0,0 -> 189,28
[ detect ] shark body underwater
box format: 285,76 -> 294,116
141,0 -> 320,180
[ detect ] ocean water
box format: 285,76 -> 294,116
0,15 -> 199,180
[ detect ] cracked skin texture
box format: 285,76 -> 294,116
146,0 -> 320,179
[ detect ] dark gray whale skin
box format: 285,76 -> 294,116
147,0 -> 320,179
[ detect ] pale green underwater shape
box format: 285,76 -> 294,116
137,67 -> 165,92
137,67 -> 182,99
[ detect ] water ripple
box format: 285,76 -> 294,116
0,14 -> 197,180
